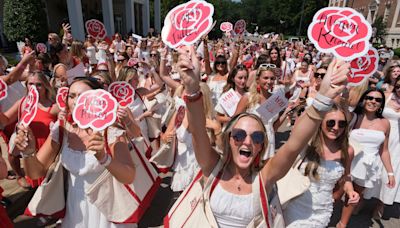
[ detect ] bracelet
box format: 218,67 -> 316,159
183,91 -> 203,103
100,154 -> 112,167
315,93 -> 333,106
20,151 -> 35,158
388,172 -> 394,176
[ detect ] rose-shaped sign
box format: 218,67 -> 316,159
127,58 -> 139,67
35,43 -> 47,54
56,87 -> 69,110
108,81 -> 135,107
85,19 -> 107,40
234,19 -> 246,35
0,79 -> 8,102
220,22 -> 233,32
20,86 -> 39,127
308,7 -> 372,61
72,89 -> 118,131
348,47 -> 379,87
162,0 -> 214,49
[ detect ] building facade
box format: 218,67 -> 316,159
328,0 -> 400,48
0,0 -> 161,47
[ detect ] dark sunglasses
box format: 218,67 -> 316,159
150,53 -> 158,57
231,128 -> 265,144
365,95 -> 383,103
314,73 -> 325,79
326,120 -> 347,129
394,85 -> 400,90
215,61 -> 227,66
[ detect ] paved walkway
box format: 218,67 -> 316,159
1,123 -> 399,227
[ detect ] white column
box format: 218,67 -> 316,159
154,0 -> 161,33
67,0 -> 85,41
102,0 -> 115,36
391,1 -> 400,29
125,0 -> 135,34
143,0 -> 150,35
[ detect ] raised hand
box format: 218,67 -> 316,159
14,125 -> 36,155
86,131 -> 106,159
176,46 -> 200,94
319,58 -> 349,99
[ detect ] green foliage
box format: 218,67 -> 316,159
160,0 -> 329,38
393,48 -> 400,58
372,16 -> 387,44
3,0 -> 48,42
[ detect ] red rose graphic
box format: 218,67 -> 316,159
308,7 -> 372,61
56,87 -> 69,110
348,47 -> 379,86
35,43 -> 47,54
234,19 -> 246,35
108,81 -> 135,107
162,0 -> 214,48
220,22 -> 233,32
20,86 -> 39,126
72,89 -> 118,131
0,78 -> 8,101
85,19 -> 107,40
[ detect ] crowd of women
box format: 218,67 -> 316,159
0,23 -> 399,228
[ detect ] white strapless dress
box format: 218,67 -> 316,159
364,107 -> 400,204
350,128 -> 385,188
283,160 -> 344,228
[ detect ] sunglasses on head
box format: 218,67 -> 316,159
365,95 -> 383,103
326,119 -> 347,129
259,63 -> 276,69
230,128 -> 265,144
314,73 -> 325,79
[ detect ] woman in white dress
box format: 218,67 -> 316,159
284,105 -> 359,228
365,78 -> 400,217
175,46 -> 348,227
337,88 -> 396,227
14,77 -> 136,228
235,64 -> 291,159
207,55 -> 229,107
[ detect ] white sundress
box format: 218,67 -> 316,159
283,160 -> 344,228
49,122 -> 136,228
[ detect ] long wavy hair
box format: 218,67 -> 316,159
353,88 -> 385,118
304,104 -> 349,180
222,64 -> 248,93
248,67 -> 276,109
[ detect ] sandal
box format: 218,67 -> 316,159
17,176 -> 31,189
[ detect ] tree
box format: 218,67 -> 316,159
3,0 -> 48,43
372,16 -> 387,44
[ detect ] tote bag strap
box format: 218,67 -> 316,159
258,173 -> 271,228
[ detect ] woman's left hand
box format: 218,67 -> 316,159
387,175 -> 396,188
86,131 -> 106,159
347,190 -> 360,205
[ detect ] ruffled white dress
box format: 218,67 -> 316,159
350,128 -> 385,188
49,122 -> 136,228
364,102 -> 400,204
207,76 -> 227,107
128,96 -> 149,141
283,160 -> 344,228
171,98 -> 200,192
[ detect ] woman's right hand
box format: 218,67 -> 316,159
14,124 -> 36,154
161,130 -> 176,144
319,59 -> 349,99
176,46 -> 200,94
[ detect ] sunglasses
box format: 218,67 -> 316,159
365,95 -> 383,103
394,85 -> 400,90
215,61 -> 227,65
231,128 -> 265,144
326,119 -> 347,129
259,63 -> 276,69
150,53 -> 158,57
314,73 -> 325,79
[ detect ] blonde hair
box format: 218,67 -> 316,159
70,40 -> 85,59
28,71 -> 55,102
248,67 -> 276,108
304,104 -> 349,180
174,83 -> 214,119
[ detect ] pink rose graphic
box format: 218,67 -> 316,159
108,81 -> 135,107
308,7 -> 372,61
220,22 -> 233,32
72,89 -> 118,131
20,86 -> 39,126
85,19 -> 107,40
162,0 -> 214,48
56,87 -> 69,110
234,19 -> 246,35
0,78 -> 8,102
348,47 -> 379,86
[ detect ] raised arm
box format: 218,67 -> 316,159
178,46 -> 218,177
159,48 -> 181,90
262,59 -> 349,185
1,51 -> 35,85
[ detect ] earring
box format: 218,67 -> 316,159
257,85 -> 261,93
